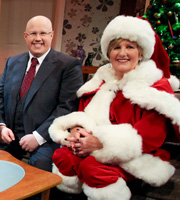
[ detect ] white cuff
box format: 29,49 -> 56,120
91,124 -> 142,164
33,131 -> 47,145
49,111 -> 96,145
0,123 -> 6,126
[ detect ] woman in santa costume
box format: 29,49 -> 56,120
49,16 -> 180,200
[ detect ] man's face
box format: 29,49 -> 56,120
24,18 -> 54,57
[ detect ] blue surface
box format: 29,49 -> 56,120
0,160 -> 25,192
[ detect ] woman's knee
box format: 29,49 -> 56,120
53,147 -> 83,176
78,156 -> 121,188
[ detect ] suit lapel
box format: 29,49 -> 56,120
11,55 -> 29,98
24,49 -> 58,109
9,54 -> 29,127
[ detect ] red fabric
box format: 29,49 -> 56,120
53,147 -> 134,188
151,33 -> 170,78
53,147 -> 83,176
110,91 -> 168,154
20,57 -> 38,98
152,149 -> 171,161
79,78 -> 175,158
78,156 -> 134,188
52,77 -> 177,189
151,77 -> 174,93
151,78 -> 180,143
78,93 -> 94,111
139,17 -> 170,78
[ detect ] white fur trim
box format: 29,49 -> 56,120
77,63 -> 116,98
91,124 -> 142,163
121,64 -> 180,128
52,164 -> 82,194
49,112 -> 96,145
84,83 -> 118,126
168,75 -> 180,91
121,154 -> 175,186
77,67 -> 104,98
101,16 -> 155,60
78,64 -> 121,125
83,178 -> 131,200
78,62 -> 180,132
120,60 -> 162,87
78,61 -> 162,98
120,61 -> 180,129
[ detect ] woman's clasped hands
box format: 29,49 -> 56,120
64,126 -> 103,157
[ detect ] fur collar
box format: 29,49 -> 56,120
77,60 -> 162,97
77,60 -> 180,130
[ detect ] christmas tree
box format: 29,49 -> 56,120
145,0 -> 180,78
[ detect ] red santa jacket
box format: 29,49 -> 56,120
49,60 -> 180,187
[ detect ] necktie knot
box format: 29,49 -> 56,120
31,57 -> 38,67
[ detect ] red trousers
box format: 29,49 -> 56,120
52,147 -> 134,188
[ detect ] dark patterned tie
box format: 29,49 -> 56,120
20,57 -> 38,98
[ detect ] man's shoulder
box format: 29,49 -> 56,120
50,49 -> 80,64
8,52 -> 28,63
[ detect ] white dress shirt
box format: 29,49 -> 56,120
28,49 -> 51,145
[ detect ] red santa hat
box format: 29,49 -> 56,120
101,15 -> 170,78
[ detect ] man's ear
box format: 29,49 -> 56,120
24,32 -> 27,40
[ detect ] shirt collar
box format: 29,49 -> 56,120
28,48 -> 51,65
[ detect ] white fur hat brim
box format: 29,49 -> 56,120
101,15 -> 155,60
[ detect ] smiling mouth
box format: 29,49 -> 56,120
33,43 -> 43,47
117,59 -> 129,62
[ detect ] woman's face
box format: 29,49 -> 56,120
109,40 -> 141,79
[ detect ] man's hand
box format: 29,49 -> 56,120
0,126 -> 15,144
19,134 -> 39,152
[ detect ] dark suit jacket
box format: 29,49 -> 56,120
0,48 -> 83,143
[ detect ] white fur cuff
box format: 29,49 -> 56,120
121,154 -> 175,186
49,112 -> 96,145
91,124 -> 142,164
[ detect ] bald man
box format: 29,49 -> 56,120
0,15 -> 83,171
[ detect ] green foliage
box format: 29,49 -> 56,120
144,0 -> 180,78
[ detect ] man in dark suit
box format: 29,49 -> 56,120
0,15 -> 83,172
